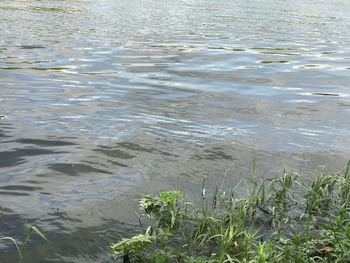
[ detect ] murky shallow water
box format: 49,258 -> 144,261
1,0 -> 350,261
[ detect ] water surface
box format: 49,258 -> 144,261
1,0 -> 350,261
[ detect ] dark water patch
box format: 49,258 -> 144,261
312,92 -> 340,97
93,148 -> 135,160
298,92 -> 344,97
0,130 -> 11,139
46,211 -> 83,224
39,214 -> 71,231
190,147 -> 236,161
0,210 -> 23,239
259,60 -> 290,64
115,142 -> 178,157
106,159 -> 129,167
245,78 -> 273,84
0,148 -> 64,168
16,138 -> 77,147
321,51 -> 339,55
116,142 -> 157,153
0,123 -> 12,128
17,45 -> 46,50
0,185 -> 43,191
22,180 -> 44,184
0,191 -> 30,196
300,64 -> 324,68
0,123 -> 13,138
46,163 -> 113,176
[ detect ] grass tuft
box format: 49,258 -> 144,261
111,161 -> 350,263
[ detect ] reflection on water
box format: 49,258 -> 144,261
1,0 -> 350,261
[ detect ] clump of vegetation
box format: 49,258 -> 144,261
111,234 -> 155,263
111,161 -> 350,262
0,213 -> 48,263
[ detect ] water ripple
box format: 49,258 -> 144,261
1,0 -> 350,261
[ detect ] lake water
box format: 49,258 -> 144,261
1,0 -> 350,261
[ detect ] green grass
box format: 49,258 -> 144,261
111,161 -> 350,263
0,214 -> 47,263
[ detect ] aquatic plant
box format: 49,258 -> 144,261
111,161 -> 350,263
111,234 -> 155,263
139,191 -> 185,231
0,217 -> 47,263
